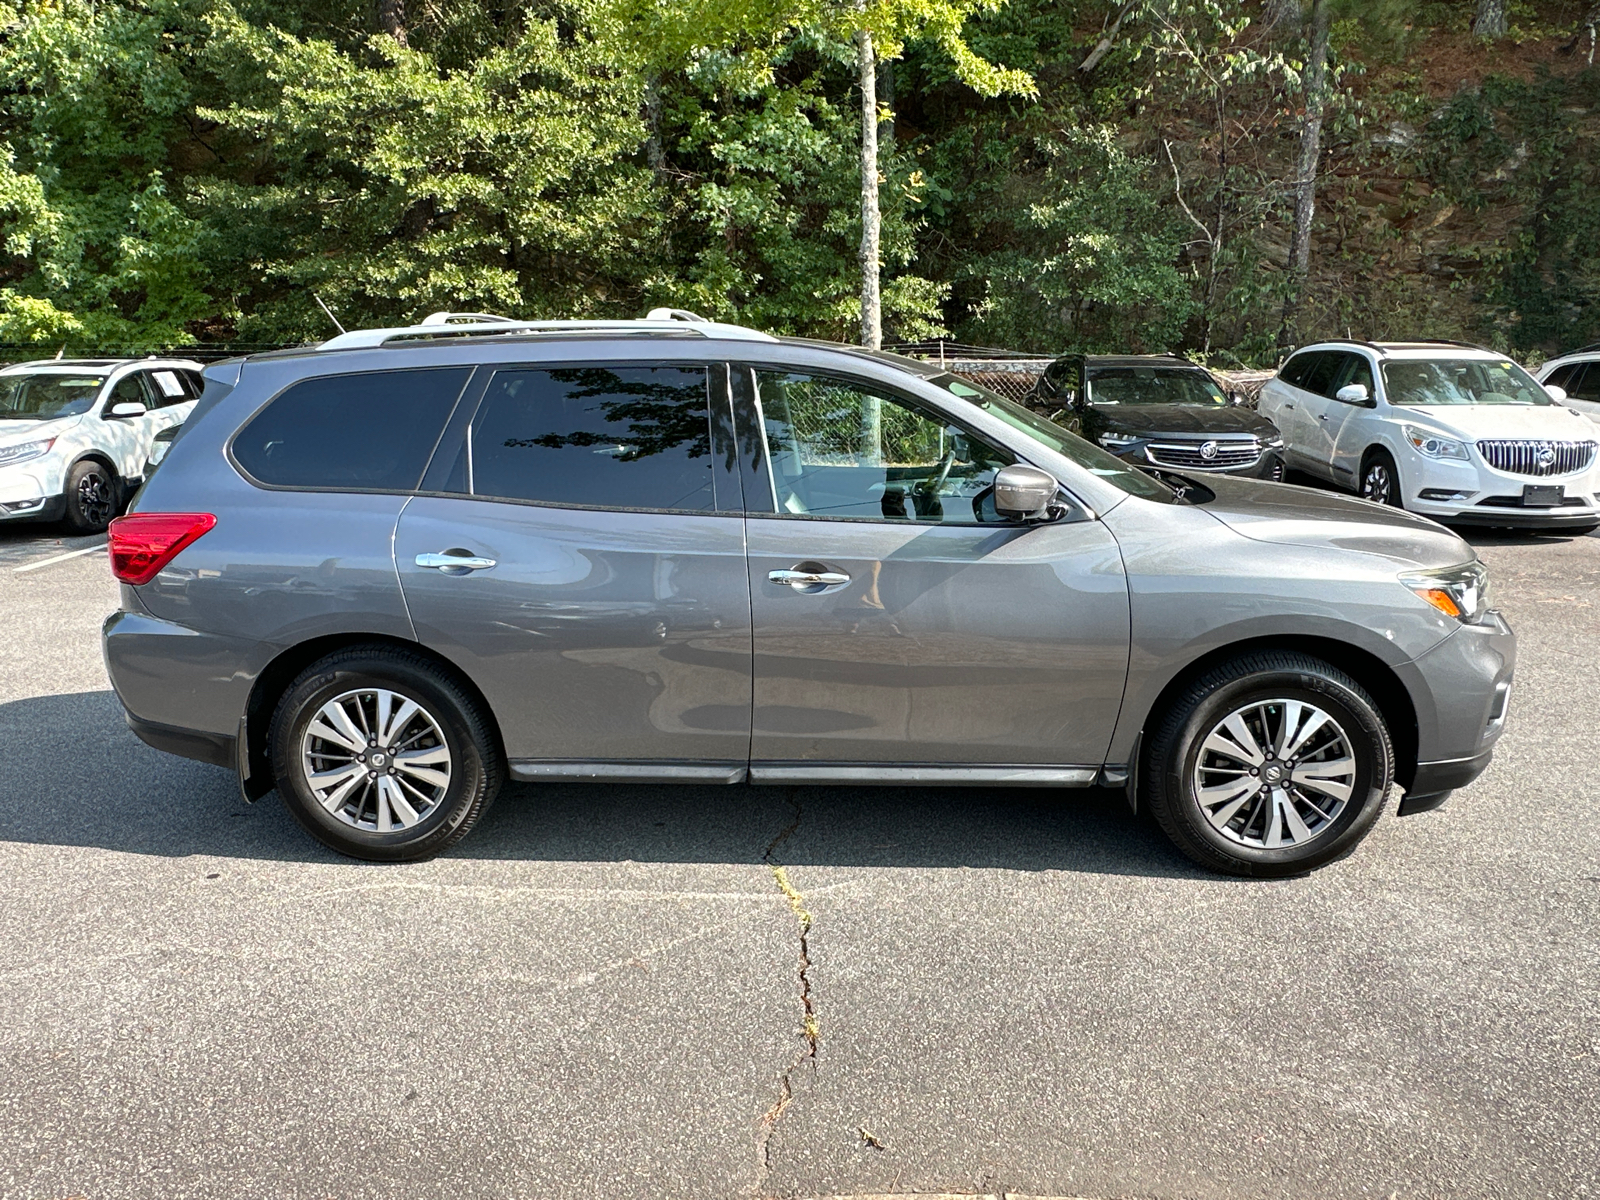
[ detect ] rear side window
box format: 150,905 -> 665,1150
1567,362 -> 1600,401
468,366 -> 714,511
232,367 -> 471,491
149,369 -> 203,406
1278,352 -> 1318,388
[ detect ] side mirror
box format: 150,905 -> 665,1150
108,402 -> 146,418
1336,382 -> 1373,407
1544,383 -> 1568,402
993,464 -> 1060,521
1229,391 -> 1250,407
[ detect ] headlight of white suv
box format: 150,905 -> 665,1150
1402,424 -> 1469,461
0,438 -> 55,467
1399,561 -> 1490,623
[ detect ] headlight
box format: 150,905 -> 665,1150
1402,424 -> 1468,460
1099,433 -> 1139,448
1261,434 -> 1284,449
1400,561 -> 1490,623
0,437 -> 55,467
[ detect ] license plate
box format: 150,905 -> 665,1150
1522,483 -> 1564,507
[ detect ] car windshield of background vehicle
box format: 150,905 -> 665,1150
1383,359 -> 1553,406
931,374 -> 1175,503
1086,367 -> 1227,407
0,373 -> 107,420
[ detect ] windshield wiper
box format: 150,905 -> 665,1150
1140,467 -> 1215,504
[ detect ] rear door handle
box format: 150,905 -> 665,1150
416,551 -> 497,572
1317,414 -> 1328,421
769,568 -> 850,590
1283,403 -> 1295,410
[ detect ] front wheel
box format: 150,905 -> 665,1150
1140,652 -> 1394,877
269,647 -> 503,862
1359,449 -> 1402,508
63,460 -> 117,533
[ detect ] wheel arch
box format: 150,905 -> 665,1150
239,633 -> 506,801
1133,634 -> 1420,794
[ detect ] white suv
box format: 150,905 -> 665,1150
0,357 -> 204,533
1258,341 -> 1599,533
1534,344 -> 1600,425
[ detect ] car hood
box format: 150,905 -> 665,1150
0,414 -> 79,447
1394,404 -> 1596,441
1091,404 -> 1277,438
1196,475 -> 1474,569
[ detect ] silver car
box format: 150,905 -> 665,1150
102,313 -> 1516,876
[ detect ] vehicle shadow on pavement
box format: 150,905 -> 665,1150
0,690 -> 1208,878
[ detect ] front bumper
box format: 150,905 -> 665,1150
1399,608 -> 1516,806
0,463 -> 64,522
1401,452 -> 1599,528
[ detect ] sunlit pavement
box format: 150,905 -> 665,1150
0,519 -> 1595,1200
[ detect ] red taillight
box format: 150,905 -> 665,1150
108,513 -> 217,585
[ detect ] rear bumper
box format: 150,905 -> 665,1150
125,710 -> 237,769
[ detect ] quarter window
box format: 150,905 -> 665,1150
232,367 -> 471,491
754,370 -> 1014,523
468,366 -> 714,511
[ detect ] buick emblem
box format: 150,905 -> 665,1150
1536,444 -> 1555,467
1199,440 -> 1219,461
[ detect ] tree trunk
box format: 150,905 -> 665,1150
1261,0 -> 1303,36
378,0 -> 407,47
1079,1 -> 1136,73
1475,0 -> 1507,38
880,59 -> 894,151
857,28 -> 882,351
1281,0 -> 1330,344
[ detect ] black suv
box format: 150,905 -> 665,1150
1026,354 -> 1285,480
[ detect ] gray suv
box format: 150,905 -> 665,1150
102,313 -> 1516,876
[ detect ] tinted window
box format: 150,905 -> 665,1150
1544,363 -> 1579,390
469,366 -> 713,511
1566,362 -> 1600,401
1278,352 -> 1318,388
1303,352 -> 1344,397
757,370 -> 1015,523
1332,354 -> 1374,400
233,367 -> 470,490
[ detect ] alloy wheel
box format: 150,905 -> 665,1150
1361,461 -> 1394,505
1191,699 -> 1356,849
77,470 -> 113,527
300,688 -> 452,832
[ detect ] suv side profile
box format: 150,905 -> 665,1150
103,314 -> 1515,877
1258,341 -> 1599,532
0,357 -> 205,532
1026,354 -> 1285,481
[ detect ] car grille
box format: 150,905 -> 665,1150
1146,438 -> 1261,470
1475,439 -> 1597,477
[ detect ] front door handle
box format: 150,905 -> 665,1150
769,567 -> 850,590
416,550 -> 497,573
1283,403 -> 1295,410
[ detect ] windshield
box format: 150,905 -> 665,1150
1382,358 -> 1551,406
931,374 -> 1174,503
1087,366 -> 1227,407
0,372 -> 106,420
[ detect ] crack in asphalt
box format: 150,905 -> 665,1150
755,792 -> 818,1195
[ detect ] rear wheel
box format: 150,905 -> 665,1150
1359,449 -> 1402,508
269,647 -> 503,862
63,460 -> 117,533
1140,652 -> 1393,877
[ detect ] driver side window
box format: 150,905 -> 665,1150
753,370 -> 1014,524
105,373 -> 151,415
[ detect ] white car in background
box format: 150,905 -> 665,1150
1535,344 -> 1600,425
1258,340 -> 1599,534
0,357 -> 205,533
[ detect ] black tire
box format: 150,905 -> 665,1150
1140,652 -> 1394,877
63,459 -> 117,533
1359,448 -> 1402,508
268,647 -> 503,862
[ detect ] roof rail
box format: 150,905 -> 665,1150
317,310 -> 778,350
1558,341 -> 1600,357
419,311 -> 520,325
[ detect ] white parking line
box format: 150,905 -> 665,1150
13,542 -> 106,573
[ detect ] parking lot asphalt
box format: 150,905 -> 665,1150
0,517 -> 1596,1200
